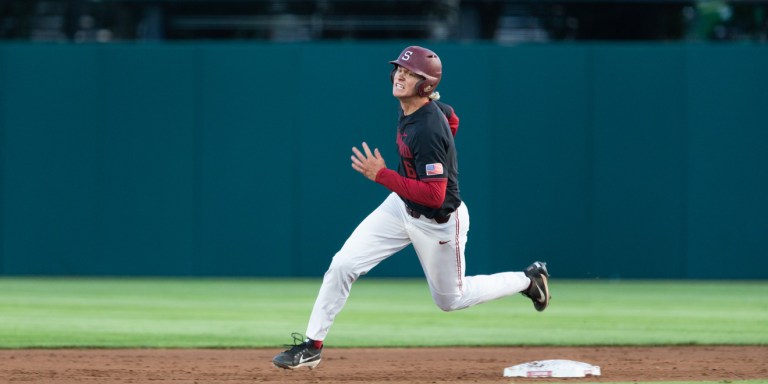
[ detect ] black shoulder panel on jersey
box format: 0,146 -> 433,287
433,100 -> 454,120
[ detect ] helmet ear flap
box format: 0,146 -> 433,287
416,80 -> 431,97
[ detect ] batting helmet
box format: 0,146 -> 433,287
390,46 -> 442,97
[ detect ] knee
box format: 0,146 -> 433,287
327,256 -> 360,281
433,294 -> 463,312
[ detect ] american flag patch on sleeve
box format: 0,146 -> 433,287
426,163 -> 444,176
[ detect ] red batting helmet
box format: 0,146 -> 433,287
390,46 -> 442,97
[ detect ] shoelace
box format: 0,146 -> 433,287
284,332 -> 310,352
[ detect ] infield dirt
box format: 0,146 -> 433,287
1,346 -> 766,383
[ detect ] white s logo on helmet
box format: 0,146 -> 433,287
402,51 -> 412,61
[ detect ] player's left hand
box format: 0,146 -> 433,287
351,142 -> 386,181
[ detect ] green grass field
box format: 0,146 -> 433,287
0,278 -> 766,348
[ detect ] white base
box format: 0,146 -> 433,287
503,359 -> 601,378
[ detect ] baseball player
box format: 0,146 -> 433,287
272,46 -> 551,370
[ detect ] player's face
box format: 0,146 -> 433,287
392,65 -> 423,99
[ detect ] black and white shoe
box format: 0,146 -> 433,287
273,333 -> 323,370
522,261 -> 551,312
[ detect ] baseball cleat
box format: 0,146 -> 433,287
272,333 -> 322,370
522,261 -> 551,312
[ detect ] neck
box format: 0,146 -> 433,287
399,97 -> 430,116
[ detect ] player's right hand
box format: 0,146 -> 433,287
351,142 -> 387,182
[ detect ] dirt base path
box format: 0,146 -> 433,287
2,346 -> 766,383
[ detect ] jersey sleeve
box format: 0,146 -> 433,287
411,117 -> 451,183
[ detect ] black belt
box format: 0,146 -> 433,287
406,206 -> 451,224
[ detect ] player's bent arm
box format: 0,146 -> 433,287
447,109 -> 459,137
374,168 -> 447,209
435,101 -> 460,137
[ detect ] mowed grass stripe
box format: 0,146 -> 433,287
0,278 -> 765,348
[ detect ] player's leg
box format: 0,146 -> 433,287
305,192 -> 411,341
274,193 -> 411,369
409,202 -> 532,311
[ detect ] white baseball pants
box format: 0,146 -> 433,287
305,192 -> 531,341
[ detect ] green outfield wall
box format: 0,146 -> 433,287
0,42 -> 766,279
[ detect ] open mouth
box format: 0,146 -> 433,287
395,83 -> 404,90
